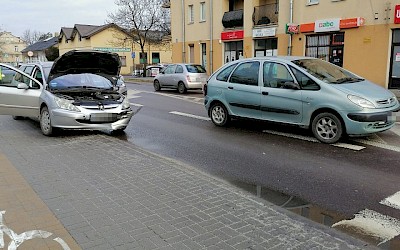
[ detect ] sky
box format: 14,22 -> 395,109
0,0 -> 119,37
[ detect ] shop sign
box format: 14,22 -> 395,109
314,19 -> 340,32
340,17 -> 365,29
221,30 -> 244,41
253,28 -> 276,38
93,47 -> 131,52
285,23 -> 299,34
395,5 -> 400,24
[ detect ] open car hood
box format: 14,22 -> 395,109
47,50 -> 121,84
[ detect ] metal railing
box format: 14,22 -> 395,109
253,3 -> 279,26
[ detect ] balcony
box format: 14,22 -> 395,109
253,3 -> 279,26
222,9 -> 244,29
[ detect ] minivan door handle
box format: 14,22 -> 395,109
262,91 -> 269,95
228,86 -> 234,90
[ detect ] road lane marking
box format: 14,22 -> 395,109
352,138 -> 400,152
169,111 -> 210,121
262,129 -> 365,151
380,192 -> 400,210
332,209 -> 400,246
130,103 -> 144,107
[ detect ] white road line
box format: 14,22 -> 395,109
130,103 -> 144,107
380,192 -> 400,210
169,111 -> 210,121
262,129 -> 365,151
332,209 -> 400,246
352,138 -> 400,152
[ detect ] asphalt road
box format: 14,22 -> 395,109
122,81 -> 400,226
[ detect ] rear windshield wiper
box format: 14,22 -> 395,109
333,77 -> 364,84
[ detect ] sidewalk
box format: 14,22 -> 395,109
0,118 -> 376,249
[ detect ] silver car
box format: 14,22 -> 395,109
0,50 -> 135,136
153,63 -> 208,94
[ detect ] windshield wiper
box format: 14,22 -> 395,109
51,86 -> 114,93
333,77 -> 364,84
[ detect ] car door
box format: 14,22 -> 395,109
224,61 -> 262,119
173,65 -> 184,88
159,64 -> 176,87
261,61 -> 303,124
0,64 -> 42,117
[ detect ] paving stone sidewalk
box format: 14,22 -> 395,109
0,119 -> 377,249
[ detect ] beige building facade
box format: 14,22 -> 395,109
58,24 -> 172,75
170,0 -> 400,89
0,32 -> 27,66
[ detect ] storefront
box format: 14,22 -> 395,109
221,30 -> 244,63
299,17 -> 364,68
253,27 -> 278,57
389,6 -> 400,89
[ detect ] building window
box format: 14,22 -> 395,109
224,41 -> 243,63
254,38 -> 278,57
152,52 -> 160,64
14,46 -> 18,52
120,56 -> 127,66
200,2 -> 206,22
188,5 -> 194,23
305,33 -> 344,67
307,0 -> 319,5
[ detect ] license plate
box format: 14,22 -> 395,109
90,113 -> 118,122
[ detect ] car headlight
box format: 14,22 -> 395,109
348,95 -> 376,108
122,97 -> 130,109
54,96 -> 80,112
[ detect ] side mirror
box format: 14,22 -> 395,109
283,81 -> 300,90
17,83 -> 29,89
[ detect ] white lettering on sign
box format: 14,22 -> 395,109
315,18 -> 340,32
252,28 -> 276,38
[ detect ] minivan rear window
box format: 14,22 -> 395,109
186,65 -> 206,73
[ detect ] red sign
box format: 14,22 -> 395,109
395,5 -> 400,24
221,30 -> 244,41
340,17 -> 365,29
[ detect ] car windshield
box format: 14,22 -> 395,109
186,65 -> 206,73
292,59 -> 364,84
48,73 -> 113,91
43,66 -> 52,81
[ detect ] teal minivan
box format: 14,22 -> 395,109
204,56 -> 400,143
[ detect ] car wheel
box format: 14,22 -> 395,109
311,112 -> 343,144
178,82 -> 187,94
12,116 -> 23,120
40,106 -> 54,136
154,80 -> 161,91
210,102 -> 230,127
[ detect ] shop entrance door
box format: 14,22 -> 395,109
329,46 -> 344,67
389,45 -> 400,88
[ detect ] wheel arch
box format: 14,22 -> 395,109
207,100 -> 229,117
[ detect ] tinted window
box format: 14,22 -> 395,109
23,66 -> 34,76
31,68 -> 42,88
290,66 -> 320,90
216,64 -> 237,82
164,65 -> 176,74
186,65 -> 206,73
230,62 -> 260,86
263,62 -> 294,88
0,66 -> 16,86
176,65 -> 184,73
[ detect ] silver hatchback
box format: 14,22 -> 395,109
153,63 -> 208,94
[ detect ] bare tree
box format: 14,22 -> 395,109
108,0 -> 170,76
22,30 -> 52,45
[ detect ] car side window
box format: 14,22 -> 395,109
175,65 -> 184,73
13,71 -> 30,87
229,62 -> 260,86
164,65 -> 176,74
31,68 -> 42,89
216,63 -> 237,82
23,66 -> 34,76
0,66 -> 16,86
290,66 -> 320,90
263,62 -> 294,88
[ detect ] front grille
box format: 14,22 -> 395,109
376,97 -> 396,105
372,121 -> 393,129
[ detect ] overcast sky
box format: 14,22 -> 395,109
1,0 -> 118,37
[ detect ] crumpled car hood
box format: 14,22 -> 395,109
47,50 -> 121,84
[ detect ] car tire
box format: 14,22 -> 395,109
311,112 -> 343,144
178,82 -> 187,94
154,80 -> 161,91
210,102 -> 230,127
12,116 -> 23,120
40,106 -> 54,136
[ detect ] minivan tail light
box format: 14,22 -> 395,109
186,75 -> 191,82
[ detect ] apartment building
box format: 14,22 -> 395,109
170,0 -> 400,89
0,32 -> 27,66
